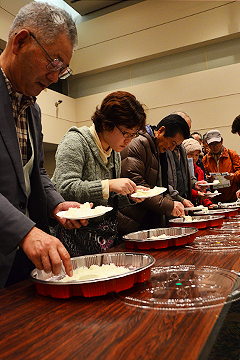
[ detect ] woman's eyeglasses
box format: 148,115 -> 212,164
115,125 -> 139,139
29,32 -> 72,80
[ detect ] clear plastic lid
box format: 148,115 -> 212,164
213,222 -> 240,232
114,265 -> 240,311
186,234 -> 240,252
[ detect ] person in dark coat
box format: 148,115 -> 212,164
0,2 -> 88,288
120,114 -> 190,232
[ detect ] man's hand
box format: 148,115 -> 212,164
197,191 -> 205,199
182,199 -> 194,208
20,227 -> 73,276
225,173 -> 235,181
195,180 -> 208,191
209,204 -> 218,209
206,175 -> 214,182
52,202 -> 89,230
171,201 -> 185,217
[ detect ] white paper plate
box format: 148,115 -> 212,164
219,201 -> 240,208
196,181 -> 220,186
184,206 -> 205,211
204,192 -> 221,197
57,206 -> 113,220
131,187 -> 167,199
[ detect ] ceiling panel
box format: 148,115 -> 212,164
64,0 -> 126,16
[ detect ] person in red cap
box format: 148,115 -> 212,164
202,129 -> 240,203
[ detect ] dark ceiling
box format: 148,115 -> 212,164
64,0 -> 144,16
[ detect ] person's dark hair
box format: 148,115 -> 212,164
191,131 -> 203,141
156,114 -> 190,139
231,115 -> 240,134
92,91 -> 146,133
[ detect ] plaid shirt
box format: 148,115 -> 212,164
1,69 -> 34,165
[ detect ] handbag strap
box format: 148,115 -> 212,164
112,151 -> 118,211
112,150 -> 117,178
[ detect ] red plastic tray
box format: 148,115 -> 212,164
210,216 -> 225,227
31,252 -> 155,298
194,209 -> 238,218
169,215 -> 224,229
124,227 -> 198,250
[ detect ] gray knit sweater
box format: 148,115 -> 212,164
52,126 -> 129,208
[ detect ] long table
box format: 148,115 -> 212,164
1,223 -> 240,360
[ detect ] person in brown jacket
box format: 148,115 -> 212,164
202,129 -> 240,203
119,114 -> 190,233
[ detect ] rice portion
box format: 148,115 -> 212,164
60,263 -> 130,282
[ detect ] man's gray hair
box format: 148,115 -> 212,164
172,110 -> 192,123
8,1 -> 78,50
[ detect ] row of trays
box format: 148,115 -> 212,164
123,213 -> 228,250
31,206 -> 240,298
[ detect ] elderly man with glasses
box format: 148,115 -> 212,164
0,2 -> 89,288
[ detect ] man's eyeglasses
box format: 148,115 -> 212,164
29,32 -> 72,80
115,125 -> 139,139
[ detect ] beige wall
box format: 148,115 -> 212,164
36,89 -> 77,175
73,0 -> 240,154
37,88 -> 77,144
75,62 -> 240,154
72,1 -> 237,75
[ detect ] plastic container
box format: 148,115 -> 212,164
169,215 -> 224,229
123,227 -> 198,250
114,265 -> 240,310
193,208 -> 238,218
186,233 -> 240,252
31,252 -> 155,298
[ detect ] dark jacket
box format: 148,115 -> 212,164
166,145 -> 192,202
119,130 -> 174,233
0,69 -> 64,288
